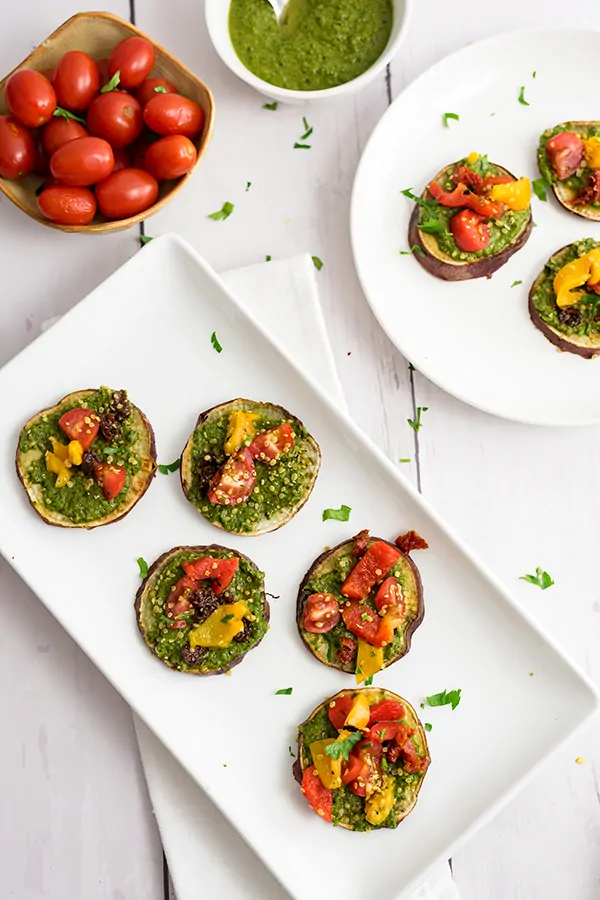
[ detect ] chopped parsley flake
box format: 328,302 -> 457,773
420,703 -> 425,709
532,70 -> 537,78
53,107 -> 86,124
301,116 -> 313,141
294,142 -> 311,149
399,244 -> 426,256
532,177 -> 549,202
265,255 -> 272,261
221,614 -> 235,624
381,757 -> 389,771
419,220 -> 450,236
323,504 -> 351,522
154,85 -> 168,94
208,201 -> 234,221
137,557 -> 148,579
425,723 -> 432,732
101,71 -> 120,93
427,689 -> 461,710
361,612 -> 369,621
408,407 -> 428,432
246,182 -> 252,191
520,567 -> 554,590
210,331 -> 223,353
263,101 -> 278,110
312,255 -> 324,271
399,458 -> 411,463
401,187 -> 439,210
158,459 -> 180,474
511,280 -> 523,288
518,86 -> 530,106
364,674 -> 374,686
408,363 -> 415,371
325,732 -> 362,760
140,234 -> 153,246
288,746 -> 295,758
442,112 -> 459,127
275,687 -> 293,695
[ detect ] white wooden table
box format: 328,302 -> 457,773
2,2 -> 600,898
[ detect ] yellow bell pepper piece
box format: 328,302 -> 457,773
344,693 -> 371,730
50,437 -> 70,461
356,639 -> 384,685
46,439 -> 74,488
583,137 -> 600,169
466,152 -> 479,165
489,177 -> 531,211
188,600 -> 249,648
68,440 -> 83,465
224,410 -> 258,455
586,248 -> 600,287
309,738 -> 343,790
554,256 -> 594,307
365,775 -> 396,826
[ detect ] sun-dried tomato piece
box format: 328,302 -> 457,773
395,530 -> 429,554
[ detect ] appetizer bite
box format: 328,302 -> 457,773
293,688 -> 430,831
538,122 -> 600,219
16,387 -> 155,528
297,530 -> 424,682
529,239 -> 600,358
407,152 -> 532,280
135,545 -> 269,674
180,399 -> 321,535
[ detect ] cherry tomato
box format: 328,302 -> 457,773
53,51 -> 100,112
427,180 -> 503,218
182,557 -> 240,594
43,117 -> 88,156
367,699 -> 405,726
248,423 -> 295,463
301,767 -> 332,823
341,599 -> 379,644
135,77 -> 177,107
143,134 -> 196,180
58,408 -> 100,447
0,115 -> 35,178
93,462 -> 127,500
108,36 -> 155,90
207,448 -> 256,506
547,131 -> 584,180
50,136 -> 114,186
450,209 -> 490,253
327,694 -> 353,731
6,70 -> 56,128
86,91 -> 143,149
374,577 -> 405,616
95,167 -> 158,219
143,94 -> 204,138
341,541 -> 400,601
112,147 -> 131,171
301,593 -> 340,634
165,577 -> 196,629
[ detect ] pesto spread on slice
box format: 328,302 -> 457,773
228,0 -> 393,92
137,547 -> 268,673
297,688 -> 430,831
531,239 -> 600,339
538,123 -> 600,207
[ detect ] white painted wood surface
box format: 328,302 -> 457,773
1,1 -> 600,898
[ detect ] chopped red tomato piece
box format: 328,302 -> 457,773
341,541 -> 400,600
327,694 -> 353,731
450,209 -> 490,252
343,739 -> 382,796
207,447 -> 256,506
93,462 -> 126,500
341,599 -> 379,643
302,593 -> 340,633
428,180 -> 503,218
58,407 -> 100,450
248,423 -> 294,463
182,557 -> 239,594
367,721 -> 413,746
368,698 -> 405,726
165,576 -> 196,629
374,577 -> 405,616
302,766 -> 332,822
547,131 -> 584,180
399,737 -> 430,774
372,607 -> 404,648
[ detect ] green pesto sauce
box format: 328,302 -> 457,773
418,157 -> 531,262
18,387 -> 141,524
188,412 -> 313,533
531,239 -> 600,338
228,0 -> 393,92
143,548 -> 268,672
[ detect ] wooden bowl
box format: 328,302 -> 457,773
0,11 -> 214,233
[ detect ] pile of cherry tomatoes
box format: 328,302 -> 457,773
0,34 -> 205,226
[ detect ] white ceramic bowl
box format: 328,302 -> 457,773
205,0 -> 411,105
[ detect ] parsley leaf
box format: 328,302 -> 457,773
53,106 -> 86,124
294,142 -> 311,149
399,244 -> 426,257
518,85 -> 530,106
265,255 -> 272,261
322,504 -> 351,522
154,85 -> 168,94
511,280 -> 523,288
263,101 -> 278,110
425,723 -> 433,732
158,459 -> 180,475
364,674 -> 374,686
137,557 -> 149,579
275,687 -> 293,695
401,187 -> 439,210
210,331 -> 223,353
520,567 -> 554,590
407,406 -> 428,432
381,757 -> 389,771
399,458 -> 411,463
532,177 -> 549,202
288,746 -> 295,758
442,112 -> 459,127
312,255 -> 324,271
140,234 -> 153,246
208,201 -> 234,221
418,220 -> 450,236
101,71 -> 120,93
427,689 -> 462,710
532,70 -> 537,78
221,614 -> 235,624
246,181 -> 252,191
325,732 -> 363,760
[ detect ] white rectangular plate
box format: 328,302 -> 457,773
0,235 -> 596,900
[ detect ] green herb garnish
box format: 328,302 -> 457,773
333,816 -> 340,827
418,220 -> 450,236
221,614 -> 235,624
322,504 -> 351,522
381,757 -> 389,771
408,363 -> 415,371
301,116 -> 313,140
210,331 -> 223,353
53,107 -> 86,124
140,234 -> 153,246
511,280 -> 523,288
420,702 -> 425,710
364,674 -> 374,686
399,458 -> 411,463
361,612 -> 369,621
265,255 -> 272,261
263,101 -> 278,110
399,244 -> 426,256
425,723 -> 432,732
276,687 -> 293,695
325,732 -> 363,760
532,70 -> 537,78
312,255 -> 323,271
137,557 -> 148,579
294,142 -> 311,150
101,71 -> 120,93
520,567 -> 554,590
427,689 -> 462,710
401,187 -> 439,210
532,177 -> 549,201
442,112 -> 459,127
154,85 -> 168,94
408,407 -> 428,432
158,459 -> 180,475
289,746 -> 295,758
103,447 -> 119,455
518,86 -> 530,106
208,201 -> 234,221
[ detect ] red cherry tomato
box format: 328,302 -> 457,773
182,557 -> 240,594
341,599 -> 380,644
53,51 -> 100,111
112,147 -> 131,171
341,541 -> 400,601
374,577 -> 405,616
5,70 -> 56,128
58,408 -> 100,447
207,448 -> 256,506
95,167 -> 158,219
143,94 -> 204,138
301,593 -> 340,634
108,36 -> 155,90
301,767 -> 332,823
0,115 -> 35,178
450,209 -> 490,253
427,180 -> 504,218
164,577 -> 197,629
43,117 -> 88,156
93,462 -> 127,500
248,423 -> 295,462
547,131 -> 584,180
37,185 -> 97,225
50,136 -> 114,186
143,134 -> 196,180
327,695 -> 353,731
135,77 -> 177,107
367,699 -> 405,726
86,91 -> 143,149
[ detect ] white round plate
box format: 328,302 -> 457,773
351,28 -> 600,426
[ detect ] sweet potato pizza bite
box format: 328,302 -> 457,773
407,152 -> 532,280
16,386 -> 156,528
180,398 -> 321,535
135,545 -> 269,674
297,530 -> 424,682
538,122 -> 600,219
293,688 -> 430,831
